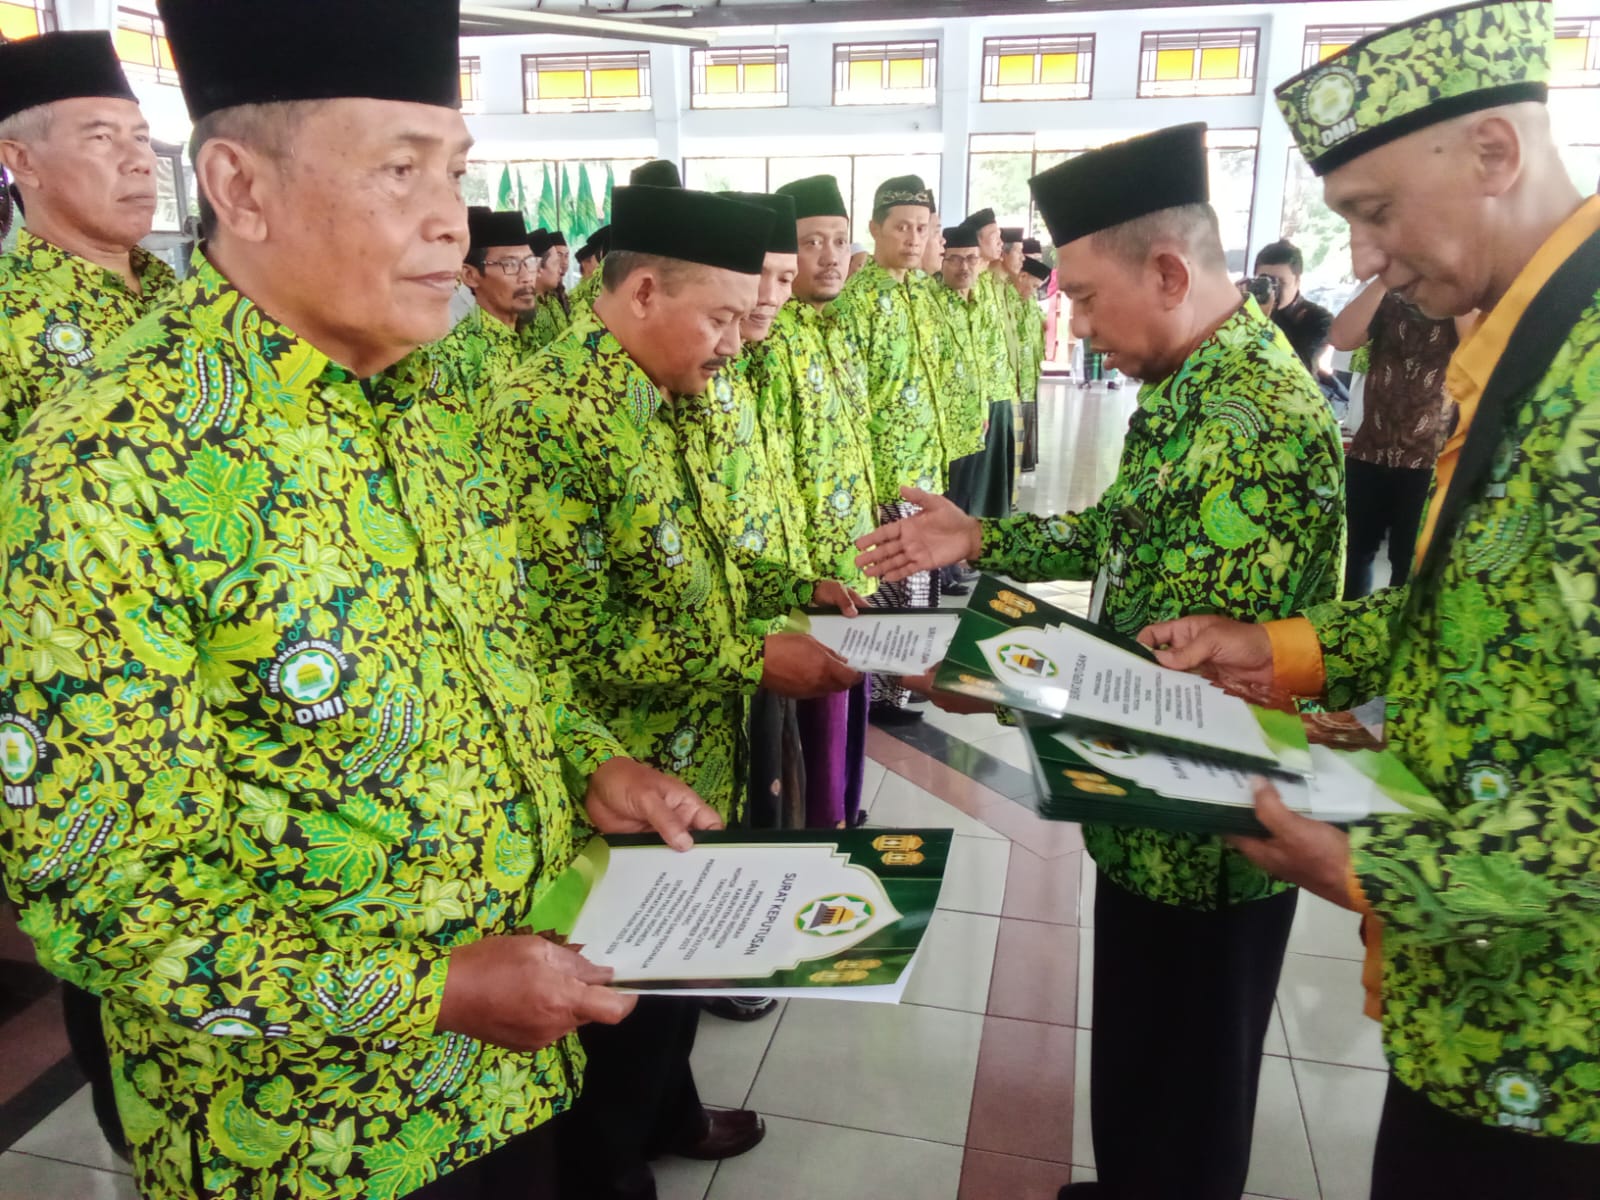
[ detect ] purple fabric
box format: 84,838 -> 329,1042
797,677 -> 869,827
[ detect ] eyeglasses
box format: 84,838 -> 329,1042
481,256 -> 540,277
943,252 -> 983,267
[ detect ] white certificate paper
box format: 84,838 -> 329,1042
807,613 -> 960,675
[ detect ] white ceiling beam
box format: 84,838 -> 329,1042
461,3 -> 719,45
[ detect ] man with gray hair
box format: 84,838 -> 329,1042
855,122 -> 1346,1200
0,2 -> 723,1198
0,27 -> 173,1159
0,31 -> 172,448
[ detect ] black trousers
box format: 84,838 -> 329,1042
403,1116 -> 562,1200
1344,457 -> 1433,599
946,451 -> 983,515
61,981 -> 127,1155
559,996 -> 707,1200
1089,876 -> 1298,1200
1371,1076 -> 1600,1200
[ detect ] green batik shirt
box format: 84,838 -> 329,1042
925,281 -> 994,460
975,301 -> 1346,910
0,259 -> 626,1200
429,303 -> 531,416
1297,240 -> 1600,1141
828,259 -> 948,503
1018,296 -> 1046,404
483,315 -> 809,819
524,292 -> 568,352
672,349 -> 813,635
0,229 -> 175,445
563,271 -> 602,335
977,271 -> 1024,405
745,300 -> 879,593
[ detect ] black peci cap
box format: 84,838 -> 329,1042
629,159 -> 682,189
721,192 -> 799,255
0,31 -> 137,124
469,209 -> 527,254
944,224 -> 980,249
1029,123 -> 1209,247
775,174 -> 848,221
610,186 -> 774,275
157,0 -> 462,121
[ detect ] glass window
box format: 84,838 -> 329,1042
114,4 -> 178,85
1137,29 -> 1258,98
460,56 -> 482,114
464,158 -> 641,245
981,36 -> 1094,102
833,41 -> 938,107
684,157 -> 769,194
1301,24 -> 1389,68
523,52 -> 651,114
0,0 -> 52,41
691,46 -> 788,109
1279,153 -> 1356,297
1553,18 -> 1600,87
1205,128 -> 1259,276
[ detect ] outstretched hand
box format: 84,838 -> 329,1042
854,488 -> 981,583
585,757 -> 723,851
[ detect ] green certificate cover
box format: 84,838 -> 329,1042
524,829 -> 952,1001
934,576 -> 1310,775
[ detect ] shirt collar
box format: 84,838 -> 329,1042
16,228 -> 171,299
568,311 -> 666,429
1448,194 -> 1600,402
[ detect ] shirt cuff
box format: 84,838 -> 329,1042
1264,617 -> 1326,698
1345,856 -> 1374,917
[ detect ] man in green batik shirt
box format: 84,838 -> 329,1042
0,27 -> 177,1162
829,174 -> 946,719
0,33 -> 174,450
430,208 -> 538,414
675,190 -> 817,841
1148,4 -> 1600,1194
523,229 -> 570,351
858,124 -> 1345,1200
0,5 -> 724,1198
482,184 -> 860,1200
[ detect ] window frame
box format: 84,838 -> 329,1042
1300,23 -> 1390,69
0,0 -> 55,43
1136,28 -> 1260,99
459,55 -> 482,115
113,2 -> 179,86
980,35 -> 1095,103
690,45 -> 790,110
1553,17 -> 1600,88
521,50 -> 653,115
832,40 -> 939,107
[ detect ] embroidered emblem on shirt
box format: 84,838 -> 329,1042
0,712 -> 45,808
268,639 -> 351,725
45,321 -> 92,367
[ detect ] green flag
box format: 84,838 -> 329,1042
537,164 -> 560,234
497,165 -> 515,212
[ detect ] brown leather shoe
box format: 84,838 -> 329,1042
672,1108 -> 767,1161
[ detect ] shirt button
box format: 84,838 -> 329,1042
1474,938 -> 1491,949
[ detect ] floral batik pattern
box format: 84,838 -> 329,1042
483,315 -> 804,818
0,230 -> 175,444
0,259 -> 624,1200
1308,284 -> 1600,1141
975,301 -> 1347,910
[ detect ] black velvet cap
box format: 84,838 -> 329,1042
965,207 -> 997,229
1030,123 -> 1209,247
610,186 -> 773,275
576,242 -> 600,263
1023,237 -> 1043,255
469,209 -> 527,254
578,224 -> 611,261
944,224 -> 980,249
157,0 -> 462,121
527,229 -> 555,256
548,231 -> 567,247
1022,258 -> 1052,282
0,31 -> 137,124
629,159 -> 682,188
1001,226 -> 1025,245
873,175 -> 934,213
721,192 -> 798,254
775,174 -> 848,220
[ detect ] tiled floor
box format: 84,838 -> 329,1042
0,381 -> 1391,1199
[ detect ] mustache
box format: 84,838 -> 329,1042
702,357 -> 730,373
